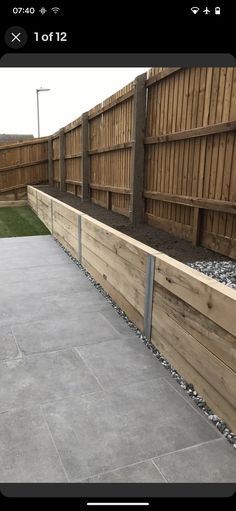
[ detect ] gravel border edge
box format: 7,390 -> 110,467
54,237 -> 236,448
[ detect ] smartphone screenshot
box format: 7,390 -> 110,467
0,1 -> 235,505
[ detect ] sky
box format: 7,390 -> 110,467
0,68 -> 149,137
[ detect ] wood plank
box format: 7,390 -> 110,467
64,153 -> 82,159
82,215 -> 157,270
0,137 -> 48,150
145,212 -> 192,241
151,326 -> 236,432
81,256 -> 144,331
48,138 -> 53,186
153,283 -> 236,372
82,244 -> 145,316
64,117 -> 82,133
0,181 -> 48,194
192,207 -> 201,246
154,251 -> 236,337
59,129 -> 65,192
53,229 -> 78,259
36,188 -> 84,223
152,307 -> 236,408
65,179 -> 82,186
82,228 -> 146,285
0,159 -> 48,173
143,191 -> 236,214
201,231 -> 236,260
89,184 -> 131,195
53,210 -> 78,237
53,202 -> 80,226
0,200 -> 27,207
88,142 -> 133,155
111,205 -> 130,218
144,120 -> 236,144
53,219 -> 78,252
129,73 -> 146,224
145,68 -> 181,88
88,90 -> 134,120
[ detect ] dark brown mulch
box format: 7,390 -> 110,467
36,185 -> 231,265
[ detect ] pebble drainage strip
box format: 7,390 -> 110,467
55,238 -> 236,449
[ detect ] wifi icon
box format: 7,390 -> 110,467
51,7 -> 60,14
191,6 -> 199,14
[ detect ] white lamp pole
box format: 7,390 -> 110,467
36,87 -> 50,137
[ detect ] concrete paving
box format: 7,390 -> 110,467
0,235 -> 235,483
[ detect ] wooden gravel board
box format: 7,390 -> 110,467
82,244 -> 145,317
154,252 -> 236,338
151,326 -> 236,433
82,215 -> 149,272
81,256 -> 144,331
153,283 -> 236,373
152,307 -> 236,409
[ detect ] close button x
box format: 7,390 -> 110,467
4,26 -> 28,49
11,32 -> 21,43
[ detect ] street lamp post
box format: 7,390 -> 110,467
36,87 -> 50,137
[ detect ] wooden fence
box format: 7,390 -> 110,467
144,67 -> 236,259
0,138 -> 48,200
47,67 -> 236,258
1,67 -> 236,259
28,185 -> 236,432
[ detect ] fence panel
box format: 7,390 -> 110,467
144,67 -> 236,258
0,139 -> 48,200
64,117 -> 82,197
88,82 -> 135,216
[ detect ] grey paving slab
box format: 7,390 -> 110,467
0,274 -> 93,301
49,289 -> 111,315
12,311 -> 121,354
0,327 -> 20,360
76,337 -> 167,388
0,268 -> 27,285
0,235 -> 233,483
43,378 -> 220,481
0,348 -> 100,412
153,438 -> 236,482
0,237 -> 70,270
0,407 -> 67,482
0,296 -> 62,327
82,460 -> 166,483
100,308 -> 139,339
21,262 -> 92,283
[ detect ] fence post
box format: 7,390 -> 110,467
81,112 -> 90,201
59,128 -> 66,192
129,72 -> 147,224
192,207 -> 201,246
48,137 -> 53,186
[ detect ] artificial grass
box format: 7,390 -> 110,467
0,206 -> 50,237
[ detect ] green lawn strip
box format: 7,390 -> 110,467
0,206 -> 50,237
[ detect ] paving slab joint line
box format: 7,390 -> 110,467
162,377 -> 223,435
97,312 -> 126,338
10,326 -> 23,359
151,459 -> 168,482
73,347 -> 105,393
39,405 -> 70,482
77,457 -> 167,483
154,436 -> 225,461
49,237 -> 236,444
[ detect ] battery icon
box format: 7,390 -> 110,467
215,7 -> 221,14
